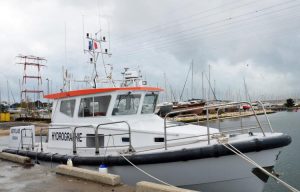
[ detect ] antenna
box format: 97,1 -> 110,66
82,15 -> 85,53
84,26 -> 113,88
108,20 -> 111,53
64,22 -> 67,68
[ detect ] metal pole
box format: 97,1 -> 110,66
164,118 -> 167,150
249,103 -> 266,136
46,78 -> 50,110
40,128 -> 43,152
202,71 -> 204,99
31,131 -> 34,150
256,100 -> 274,132
95,125 -> 99,155
217,107 -> 221,131
191,60 -> 194,99
72,128 -> 77,155
208,65 -> 210,101
127,122 -> 133,152
206,106 -> 210,145
21,129 -> 24,149
239,104 -> 244,133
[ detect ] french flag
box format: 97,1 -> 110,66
93,40 -> 99,49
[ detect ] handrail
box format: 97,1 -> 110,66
256,100 -> 274,132
73,125 -> 94,155
39,125 -> 88,154
164,101 -> 271,150
39,126 -> 77,152
70,121 -> 133,155
20,128 -> 34,150
95,121 -> 133,154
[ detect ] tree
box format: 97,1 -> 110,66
285,98 -> 295,108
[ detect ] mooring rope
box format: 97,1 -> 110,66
110,135 -> 175,187
119,153 -> 174,187
217,136 -> 299,192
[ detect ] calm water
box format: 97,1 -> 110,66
203,111 -> 300,192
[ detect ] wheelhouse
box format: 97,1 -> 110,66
45,87 -> 162,124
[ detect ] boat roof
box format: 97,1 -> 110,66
44,86 -> 163,99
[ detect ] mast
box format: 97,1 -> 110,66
163,72 -> 168,102
7,80 -> 10,109
202,71 -> 204,99
84,29 -> 112,88
208,64 -> 211,101
191,59 -> 194,99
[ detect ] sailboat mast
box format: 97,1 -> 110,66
208,64 -> 211,101
191,60 -> 194,99
202,71 -> 204,99
163,72 -> 168,102
7,80 -> 10,108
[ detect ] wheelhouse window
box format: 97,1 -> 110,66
60,99 -> 76,117
78,95 -> 111,117
94,96 -> 111,116
141,93 -> 158,114
78,97 -> 93,117
112,94 -> 141,115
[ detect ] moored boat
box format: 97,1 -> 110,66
1,27 -> 293,192
2,86 -> 292,191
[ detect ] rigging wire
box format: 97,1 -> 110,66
115,0 -> 299,54
114,0 -> 258,41
114,4 -> 300,58
179,62 -> 192,101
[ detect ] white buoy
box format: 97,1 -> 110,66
67,158 -> 73,167
99,164 -> 108,174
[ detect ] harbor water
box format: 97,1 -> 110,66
0,111 -> 299,191
200,111 -> 300,192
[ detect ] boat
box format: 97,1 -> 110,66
1,29 -> 292,192
2,89 -> 292,191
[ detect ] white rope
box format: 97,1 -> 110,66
119,153 -> 175,187
110,135 -> 176,188
218,138 -> 299,192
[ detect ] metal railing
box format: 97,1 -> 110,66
40,121 -> 133,155
164,101 -> 274,150
35,101 -> 273,153
21,128 -> 34,150
72,121 -> 133,155
39,126 -> 84,153
95,121 -> 133,153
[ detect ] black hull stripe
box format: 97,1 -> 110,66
3,134 -> 291,166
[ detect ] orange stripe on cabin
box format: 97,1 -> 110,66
44,87 -> 163,99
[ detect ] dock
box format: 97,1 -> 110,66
171,109 -> 275,123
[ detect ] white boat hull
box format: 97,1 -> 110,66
103,148 -> 281,192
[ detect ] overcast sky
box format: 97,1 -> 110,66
0,0 -> 300,103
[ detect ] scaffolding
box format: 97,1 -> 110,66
16,55 -> 46,108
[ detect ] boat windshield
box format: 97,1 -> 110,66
112,94 -> 141,115
78,95 -> 111,117
60,99 -> 76,117
141,93 -> 158,114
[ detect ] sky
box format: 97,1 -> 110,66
0,0 -> 300,103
